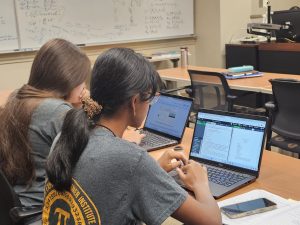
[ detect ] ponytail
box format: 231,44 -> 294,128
46,108 -> 94,191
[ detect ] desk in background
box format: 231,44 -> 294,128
158,66 -> 300,94
149,128 -> 300,201
225,44 -> 259,70
226,43 -> 300,75
158,66 -> 300,108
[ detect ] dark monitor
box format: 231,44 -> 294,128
272,9 -> 300,42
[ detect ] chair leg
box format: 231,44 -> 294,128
265,125 -> 272,151
266,140 -> 271,151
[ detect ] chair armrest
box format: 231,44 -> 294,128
227,94 -> 238,101
265,101 -> 277,124
226,95 -> 238,112
185,87 -> 192,97
10,206 -> 42,223
265,101 -> 276,111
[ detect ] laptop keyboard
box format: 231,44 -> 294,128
207,166 -> 247,187
169,166 -> 247,188
139,130 -> 176,147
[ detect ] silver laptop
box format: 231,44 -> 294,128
139,93 -> 193,152
189,109 -> 268,199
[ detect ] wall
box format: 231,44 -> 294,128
194,0 -> 221,68
1,0 -> 299,90
252,0 -> 300,15
195,0 -> 300,69
0,37 -> 196,90
195,0 -> 252,68
220,0 -> 252,66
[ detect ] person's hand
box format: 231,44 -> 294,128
176,160 -> 209,193
72,87 -> 90,109
122,128 -> 145,145
158,149 -> 188,172
81,88 -> 90,100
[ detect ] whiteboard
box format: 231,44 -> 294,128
15,0 -> 194,49
0,0 -> 18,51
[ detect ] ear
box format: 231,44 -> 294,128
130,94 -> 139,116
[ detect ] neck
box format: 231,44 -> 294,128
98,112 -> 128,138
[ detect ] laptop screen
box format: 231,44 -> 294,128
190,111 -> 267,171
144,94 -> 192,138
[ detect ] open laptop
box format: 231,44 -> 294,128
139,93 -> 193,152
189,109 -> 268,199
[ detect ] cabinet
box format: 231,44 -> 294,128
225,44 -> 259,70
226,43 -> 300,75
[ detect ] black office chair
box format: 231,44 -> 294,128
162,70 -> 265,125
179,70 -> 240,124
187,70 -> 239,112
0,169 -> 42,225
187,70 -> 268,122
265,78 -> 300,158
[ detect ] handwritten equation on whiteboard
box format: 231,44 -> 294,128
0,0 -> 18,51
14,0 -> 193,49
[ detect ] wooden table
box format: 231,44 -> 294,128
158,66 -> 300,94
149,128 -> 300,201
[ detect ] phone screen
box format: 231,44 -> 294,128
221,198 -> 277,218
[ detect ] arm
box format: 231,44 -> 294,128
130,151 -> 220,225
122,128 -> 145,144
68,86 -> 89,109
131,151 -> 221,225
157,149 -> 188,172
172,194 -> 221,225
172,162 -> 222,225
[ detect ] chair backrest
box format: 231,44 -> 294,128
187,70 -> 232,111
0,169 -> 22,225
270,78 -> 300,140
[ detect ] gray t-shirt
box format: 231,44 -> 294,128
14,98 -> 72,207
43,127 -> 188,225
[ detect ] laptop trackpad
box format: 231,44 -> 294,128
209,175 -> 254,199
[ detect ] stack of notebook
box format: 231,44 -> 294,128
222,65 -> 263,79
222,70 -> 263,79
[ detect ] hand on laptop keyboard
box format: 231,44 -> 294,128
173,161 -> 211,196
122,127 -> 145,145
157,149 -> 188,172
169,160 -> 210,194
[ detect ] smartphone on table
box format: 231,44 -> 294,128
221,198 -> 277,219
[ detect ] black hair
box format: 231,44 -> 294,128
90,48 -> 160,115
46,48 -> 161,191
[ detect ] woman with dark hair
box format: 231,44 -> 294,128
0,38 -> 90,207
44,48 -> 221,225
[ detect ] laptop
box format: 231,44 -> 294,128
189,109 -> 268,199
139,93 -> 193,152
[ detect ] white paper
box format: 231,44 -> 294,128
250,202 -> 300,225
218,189 -> 295,225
